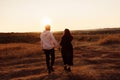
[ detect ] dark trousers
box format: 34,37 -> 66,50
43,48 -> 55,70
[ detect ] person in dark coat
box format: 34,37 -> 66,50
60,28 -> 73,72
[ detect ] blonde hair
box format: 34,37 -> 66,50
45,24 -> 51,30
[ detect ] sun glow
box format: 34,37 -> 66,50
40,17 -> 52,31
41,17 -> 52,26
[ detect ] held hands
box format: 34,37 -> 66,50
54,45 -> 61,51
58,47 -> 61,51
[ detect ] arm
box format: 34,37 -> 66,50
40,34 -> 44,50
50,33 -> 59,48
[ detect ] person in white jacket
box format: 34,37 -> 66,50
40,24 -> 59,74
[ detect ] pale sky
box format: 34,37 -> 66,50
0,0 -> 120,32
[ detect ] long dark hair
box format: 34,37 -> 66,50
63,29 -> 73,40
64,29 -> 72,36
60,29 -> 73,46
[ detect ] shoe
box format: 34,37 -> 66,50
67,67 -> 71,72
50,66 -> 54,72
64,66 -> 67,71
48,69 -> 51,74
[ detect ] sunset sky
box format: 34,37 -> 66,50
0,0 -> 120,32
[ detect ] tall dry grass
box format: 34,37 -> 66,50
0,29 -> 120,59
97,34 -> 120,45
0,43 -> 42,60
0,33 -> 40,44
0,29 -> 120,80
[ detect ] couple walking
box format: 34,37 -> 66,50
40,25 -> 73,74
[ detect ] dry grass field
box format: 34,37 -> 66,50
0,28 -> 120,80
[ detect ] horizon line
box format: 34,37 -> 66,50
0,27 -> 120,33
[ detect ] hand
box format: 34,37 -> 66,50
58,46 -> 61,51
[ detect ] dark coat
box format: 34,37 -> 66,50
60,35 -> 73,65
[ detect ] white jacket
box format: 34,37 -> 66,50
40,31 -> 58,50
